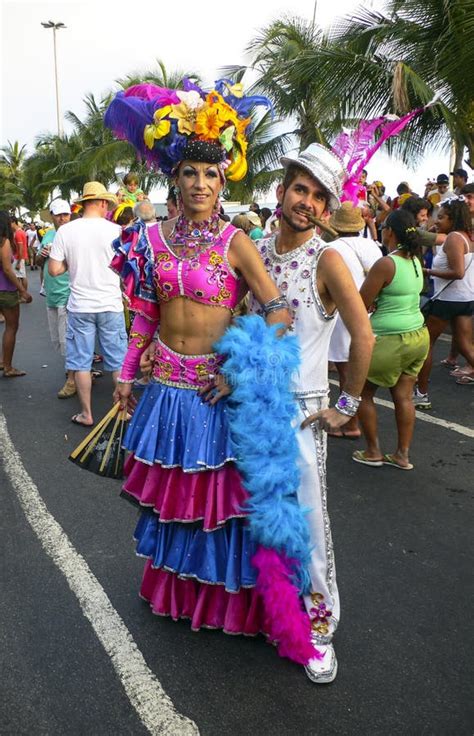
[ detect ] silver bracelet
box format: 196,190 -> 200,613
262,296 -> 289,316
335,391 -> 361,417
116,377 -> 134,384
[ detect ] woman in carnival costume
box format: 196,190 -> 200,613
105,80 -> 327,675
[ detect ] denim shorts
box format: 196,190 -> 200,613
66,311 -> 127,372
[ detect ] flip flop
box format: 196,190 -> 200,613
456,374 -> 474,385
352,450 -> 383,467
449,368 -> 472,378
328,429 -> 362,439
383,453 -> 413,471
440,359 -> 459,369
71,414 -> 94,427
3,368 -> 26,377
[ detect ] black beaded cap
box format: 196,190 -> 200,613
181,139 -> 226,164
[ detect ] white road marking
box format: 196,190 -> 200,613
0,412 -> 198,736
328,379 -> 474,438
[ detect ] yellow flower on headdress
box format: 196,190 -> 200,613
195,106 -> 223,140
144,105 -> 172,149
169,101 -> 198,136
224,82 -> 244,98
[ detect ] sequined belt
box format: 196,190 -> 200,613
151,337 -> 223,390
292,389 -> 330,399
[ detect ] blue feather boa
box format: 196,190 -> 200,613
215,315 -> 312,594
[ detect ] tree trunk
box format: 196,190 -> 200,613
453,140 -> 465,170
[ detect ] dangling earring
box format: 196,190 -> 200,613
175,186 -> 184,215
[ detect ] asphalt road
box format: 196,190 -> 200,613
1,270 -> 473,736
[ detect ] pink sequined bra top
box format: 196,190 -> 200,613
149,221 -> 241,309
110,221 -> 241,320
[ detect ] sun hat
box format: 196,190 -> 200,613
246,211 -> 262,228
280,143 -> 347,211
74,182 -> 118,209
50,199 -> 71,216
329,201 -> 365,233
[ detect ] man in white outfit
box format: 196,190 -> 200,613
327,202 -> 382,437
251,145 -> 374,683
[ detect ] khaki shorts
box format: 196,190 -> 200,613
368,327 -> 429,388
0,290 -> 19,309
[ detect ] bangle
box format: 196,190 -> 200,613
116,377 -> 134,384
262,296 -> 289,316
335,391 -> 361,417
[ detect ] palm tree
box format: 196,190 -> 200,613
0,140 -> 48,214
223,17 -> 340,150
280,3 -> 474,166
0,140 -> 28,181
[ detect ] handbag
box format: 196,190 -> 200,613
421,250 -> 473,319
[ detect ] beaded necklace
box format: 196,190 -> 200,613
169,213 -> 221,259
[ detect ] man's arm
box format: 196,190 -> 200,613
321,249 -> 374,398
302,249 -> 374,432
48,231 -> 67,276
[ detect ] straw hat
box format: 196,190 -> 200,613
246,211 -> 262,228
329,201 -> 365,233
74,181 -> 118,209
280,143 -> 347,212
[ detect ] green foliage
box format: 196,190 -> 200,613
230,3 -> 473,166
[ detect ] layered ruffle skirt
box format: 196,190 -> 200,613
122,367 -> 265,636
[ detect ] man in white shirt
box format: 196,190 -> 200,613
26,223 -> 39,270
49,182 -> 126,427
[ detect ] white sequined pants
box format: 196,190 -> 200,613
294,392 -> 340,644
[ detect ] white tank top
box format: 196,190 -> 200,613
250,233 -> 336,395
432,232 -> 474,302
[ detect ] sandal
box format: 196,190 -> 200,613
352,450 -> 383,467
456,374 -> 474,385
3,368 -> 26,377
383,453 -> 413,471
71,413 -> 94,427
449,367 -> 472,378
440,358 -> 459,369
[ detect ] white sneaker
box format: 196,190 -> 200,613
39,285 -> 46,297
304,642 -> 338,683
413,389 -> 431,409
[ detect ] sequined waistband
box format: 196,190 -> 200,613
152,336 -> 223,389
292,389 -> 330,399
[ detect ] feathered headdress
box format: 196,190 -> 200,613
331,96 -> 440,204
104,78 -> 272,182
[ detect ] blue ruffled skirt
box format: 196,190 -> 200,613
123,380 -> 259,617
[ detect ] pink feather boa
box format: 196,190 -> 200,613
252,547 -> 322,665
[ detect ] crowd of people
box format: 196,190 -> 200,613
1,77 -> 473,685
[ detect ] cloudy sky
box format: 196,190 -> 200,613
1,0 -> 452,200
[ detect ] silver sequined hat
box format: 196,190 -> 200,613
280,143 -> 348,212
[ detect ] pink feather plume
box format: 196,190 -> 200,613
252,546 -> 322,665
332,108 -> 424,204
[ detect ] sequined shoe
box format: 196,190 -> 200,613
304,643 -> 338,684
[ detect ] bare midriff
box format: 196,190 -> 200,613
158,296 -> 232,355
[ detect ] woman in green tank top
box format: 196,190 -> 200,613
352,210 -> 429,471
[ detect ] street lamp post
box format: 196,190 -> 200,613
41,21 -> 66,137
312,0 -> 318,30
